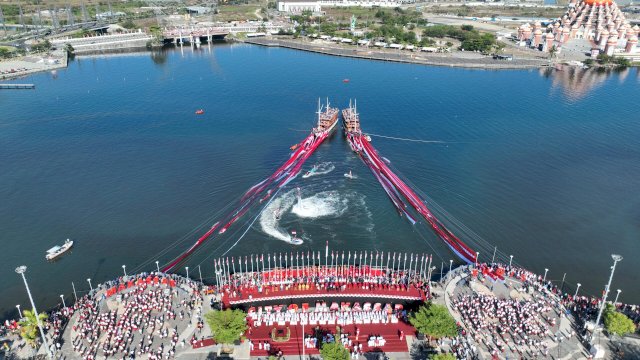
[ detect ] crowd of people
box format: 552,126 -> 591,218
452,293 -> 558,358
561,294 -> 640,334
67,274 -> 202,360
218,266 -> 431,303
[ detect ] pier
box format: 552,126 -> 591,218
0,83 -> 35,90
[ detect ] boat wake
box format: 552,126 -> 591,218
292,190 -> 348,218
302,162 -> 335,179
259,190 -> 298,242
260,189 -> 365,243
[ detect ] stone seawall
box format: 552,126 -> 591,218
244,37 -> 550,70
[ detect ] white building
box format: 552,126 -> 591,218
277,1 -> 322,13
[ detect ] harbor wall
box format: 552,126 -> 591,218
244,38 -> 550,69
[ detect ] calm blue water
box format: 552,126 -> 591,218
1,44 -> 639,319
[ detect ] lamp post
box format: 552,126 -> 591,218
16,305 -> 22,319
72,282 -> 78,302
60,294 -> 66,308
155,261 -> 160,273
198,265 -> 203,284
574,283 -> 581,298
543,268 -> 549,283
449,260 -> 453,275
186,266 -> 189,279
122,264 -> 127,277
614,289 -> 622,304
87,278 -> 93,291
509,255 -> 513,268
475,252 -> 479,267
592,254 -> 623,344
15,266 -> 52,359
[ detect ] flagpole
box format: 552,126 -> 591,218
325,241 -> 329,271
386,252 -> 390,274
409,254 -> 414,279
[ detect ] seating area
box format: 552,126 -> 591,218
247,302 -> 405,327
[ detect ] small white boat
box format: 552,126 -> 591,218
289,230 -> 303,245
302,164 -> 318,179
46,239 -> 74,260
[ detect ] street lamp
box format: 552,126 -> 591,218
15,266 -> 52,359
509,255 -> 513,268
16,305 -> 22,318
574,283 -> 581,298
87,278 -> 93,291
614,289 -> 622,304
122,265 -> 127,277
592,254 -> 623,343
155,261 -> 160,273
60,294 -> 66,308
543,268 -> 549,283
186,266 -> 189,279
475,252 -> 479,267
449,260 -> 453,275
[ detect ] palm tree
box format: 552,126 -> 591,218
18,309 -> 48,348
548,45 -> 558,61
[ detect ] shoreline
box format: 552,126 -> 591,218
243,37 -> 551,70
0,50 -> 68,82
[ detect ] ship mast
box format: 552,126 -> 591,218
316,97 -> 322,128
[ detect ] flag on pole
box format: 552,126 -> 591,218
326,241 -> 329,258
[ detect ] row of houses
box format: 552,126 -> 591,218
310,34 -> 449,52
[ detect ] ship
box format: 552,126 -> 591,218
313,98 -> 339,137
342,99 -> 363,152
46,239 -> 74,261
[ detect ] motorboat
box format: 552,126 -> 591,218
302,164 -> 318,179
290,144 -> 299,150
46,239 -> 74,261
289,230 -> 303,245
195,109 -> 204,115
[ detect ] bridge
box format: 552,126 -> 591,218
162,27 -> 229,45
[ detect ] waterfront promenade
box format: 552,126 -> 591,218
244,37 -> 550,70
3,255 -> 639,359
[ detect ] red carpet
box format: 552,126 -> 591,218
246,321 -> 414,356
192,338 -> 216,349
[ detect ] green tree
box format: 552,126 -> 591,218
120,19 -> 137,29
320,341 -> 350,360
18,309 -> 48,348
431,353 -> 456,360
204,309 -> 247,346
409,303 -> 457,340
604,304 -> 635,336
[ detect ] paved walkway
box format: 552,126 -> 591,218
436,266 -> 591,360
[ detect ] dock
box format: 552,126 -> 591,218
0,84 -> 35,90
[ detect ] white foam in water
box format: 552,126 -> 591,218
259,190 -> 297,242
291,190 -> 348,218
